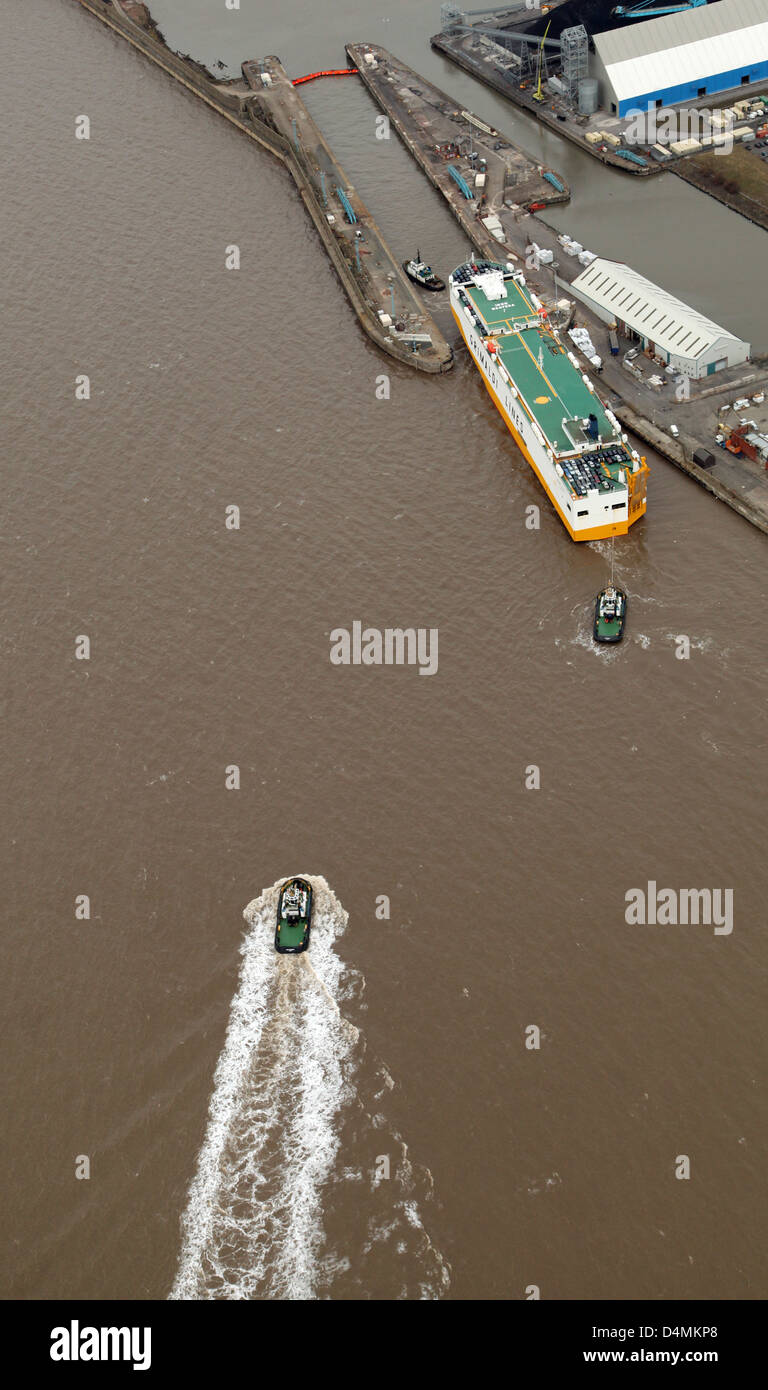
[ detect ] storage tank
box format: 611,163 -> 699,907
578,79 -> 599,116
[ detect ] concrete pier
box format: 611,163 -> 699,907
244,56 -> 453,372
73,0 -> 453,373
346,43 -> 569,267
430,27 -> 659,178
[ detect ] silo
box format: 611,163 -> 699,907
578,78 -> 599,116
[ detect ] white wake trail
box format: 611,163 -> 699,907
169,876 -> 355,1300
170,875 -> 449,1300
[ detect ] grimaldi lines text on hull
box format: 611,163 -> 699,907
450,261 -> 649,541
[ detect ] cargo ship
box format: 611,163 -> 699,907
449,260 -> 648,540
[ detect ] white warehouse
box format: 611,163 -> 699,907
592,0 -> 768,117
571,258 -> 750,378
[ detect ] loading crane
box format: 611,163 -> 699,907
612,0 -> 708,18
532,20 -> 552,103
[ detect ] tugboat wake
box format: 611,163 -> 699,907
170,877 -> 449,1300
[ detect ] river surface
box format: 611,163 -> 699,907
2,0 -> 766,1301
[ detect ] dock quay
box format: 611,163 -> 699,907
72,1 -> 453,373
430,26 -> 659,178
431,14 -> 768,217
242,57 -> 452,370
346,43 -> 568,267
615,401 -> 768,538
512,210 -> 768,535
345,39 -> 768,533
70,2 -> 768,535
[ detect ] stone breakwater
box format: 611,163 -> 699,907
72,1 -> 453,374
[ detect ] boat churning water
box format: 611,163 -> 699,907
275,877 -> 313,954
594,585 -> 627,643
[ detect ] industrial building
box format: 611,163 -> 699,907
571,258 -> 751,377
592,0 -> 768,117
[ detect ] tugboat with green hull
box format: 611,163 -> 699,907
275,877 -> 313,954
594,586 -> 627,644
402,250 -> 444,292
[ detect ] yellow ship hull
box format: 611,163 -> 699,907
451,303 -> 647,542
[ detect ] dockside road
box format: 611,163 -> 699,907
74,0 -> 452,374
346,43 -> 569,267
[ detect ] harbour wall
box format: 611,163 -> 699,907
615,406 -> 768,538
72,1 -> 453,373
430,33 -> 658,178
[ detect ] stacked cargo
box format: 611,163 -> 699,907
569,324 -> 601,368
481,213 -> 505,242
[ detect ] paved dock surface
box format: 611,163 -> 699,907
347,42 -> 568,267
431,27 -> 658,177
511,210 -> 768,533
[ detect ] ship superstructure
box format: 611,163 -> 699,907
450,260 -> 648,540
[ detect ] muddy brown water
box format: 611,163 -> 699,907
2,0 -> 766,1300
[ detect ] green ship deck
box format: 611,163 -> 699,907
463,273 -> 621,469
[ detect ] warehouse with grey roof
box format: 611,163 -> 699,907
571,258 -> 750,378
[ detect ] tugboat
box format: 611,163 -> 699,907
402,250 -> 445,291
594,585 -> 627,644
274,877 -> 313,955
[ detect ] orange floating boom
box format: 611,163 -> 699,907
292,69 -> 359,86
